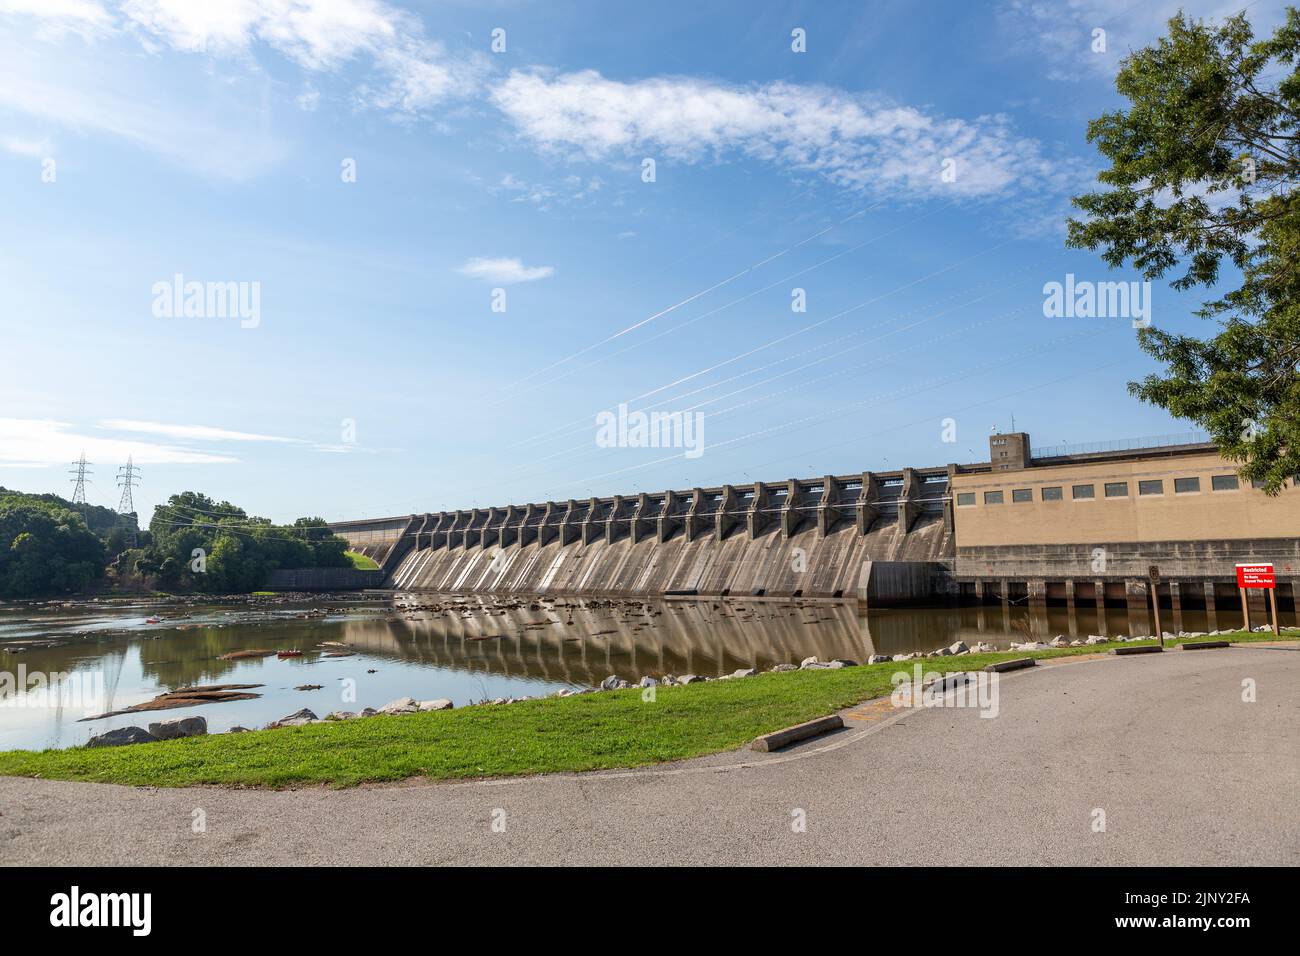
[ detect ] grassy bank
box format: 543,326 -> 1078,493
0,630 -> 1292,789
344,550 -> 380,570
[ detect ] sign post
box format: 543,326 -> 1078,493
1235,564 -> 1278,636
1148,564 -> 1162,647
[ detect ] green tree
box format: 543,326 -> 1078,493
1067,9 -> 1300,491
0,500 -> 105,597
136,493 -> 353,593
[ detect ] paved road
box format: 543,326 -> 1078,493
2,645 -> 1296,866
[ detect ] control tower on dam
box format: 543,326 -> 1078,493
330,465 -> 955,605
328,430 -> 1300,611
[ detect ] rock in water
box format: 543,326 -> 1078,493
147,716 -> 208,740
87,726 -> 157,748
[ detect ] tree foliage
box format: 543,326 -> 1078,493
141,492 -> 350,592
1067,9 -> 1300,491
0,498 -> 105,598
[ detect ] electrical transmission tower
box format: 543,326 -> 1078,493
69,452 -> 91,511
116,456 -> 142,547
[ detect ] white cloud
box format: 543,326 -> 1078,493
0,418 -> 237,466
99,419 -> 308,443
117,0 -> 484,112
490,70 -> 1082,201
457,256 -> 555,284
1,135 -> 52,157
0,0 -> 112,39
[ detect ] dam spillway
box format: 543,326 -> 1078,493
329,466 -> 956,604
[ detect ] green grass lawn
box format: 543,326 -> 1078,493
0,629 -> 1291,789
344,550 -> 380,570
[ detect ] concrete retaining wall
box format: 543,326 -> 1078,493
265,568 -> 385,591
955,537 -> 1300,580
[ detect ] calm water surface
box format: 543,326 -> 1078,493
0,591 -> 1280,751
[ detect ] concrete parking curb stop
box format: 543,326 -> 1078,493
985,657 -> 1036,673
750,714 -> 844,753
1177,640 -> 1231,650
1112,644 -> 1164,655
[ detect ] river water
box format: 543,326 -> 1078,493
0,591 -> 1277,751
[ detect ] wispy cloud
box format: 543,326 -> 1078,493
99,419 -> 308,444
457,256 -> 556,284
0,418 -> 237,467
0,27 -> 289,180
490,69 -> 1085,202
3,0 -> 487,112
998,0 -> 1289,83
0,0 -> 486,178
0,0 -> 112,39
1,134 -> 52,157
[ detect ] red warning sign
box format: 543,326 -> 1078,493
1236,564 -> 1276,588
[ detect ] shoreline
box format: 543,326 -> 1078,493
0,629 -> 1293,790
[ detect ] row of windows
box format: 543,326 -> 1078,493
956,474 -> 1252,507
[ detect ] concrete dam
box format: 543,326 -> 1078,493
327,430 -> 1300,614
329,466 -> 956,604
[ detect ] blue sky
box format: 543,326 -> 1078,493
0,0 -> 1287,524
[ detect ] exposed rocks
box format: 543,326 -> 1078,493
769,663 -> 799,672
147,716 -> 207,740
638,676 -> 658,688
417,699 -> 453,711
379,697 -> 420,715
799,655 -> 820,669
727,668 -> 758,679
87,726 -> 157,748
269,708 -> 318,728
947,641 -> 969,656
868,654 -> 890,664
80,683 -> 263,721
678,674 -> 705,684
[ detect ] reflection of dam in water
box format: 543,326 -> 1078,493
336,594 -> 1262,685
340,598 -> 871,683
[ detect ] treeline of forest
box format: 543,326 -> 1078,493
0,487 -> 351,598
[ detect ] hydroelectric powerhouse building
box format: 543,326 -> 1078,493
326,431 -> 1300,618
